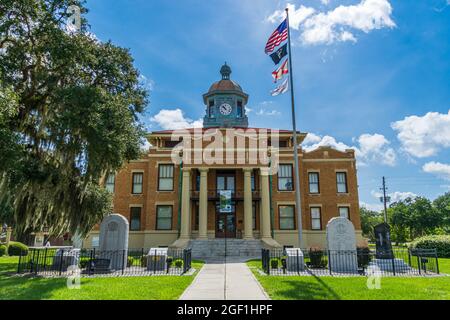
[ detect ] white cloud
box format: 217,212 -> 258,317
268,0 -> 395,46
140,139 -> 152,152
267,4 -> 316,30
302,133 -> 396,166
357,134 -> 396,166
301,0 -> 396,45
371,190 -> 418,203
423,162 -> 450,181
256,109 -> 281,116
391,110 -> 450,158
321,0 -> 331,5
150,109 -> 203,130
360,201 -> 383,212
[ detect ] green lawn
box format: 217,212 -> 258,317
247,259 -> 450,300
0,256 -> 203,300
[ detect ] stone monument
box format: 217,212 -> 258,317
374,223 -> 393,259
99,214 -> 129,270
326,217 -> 358,273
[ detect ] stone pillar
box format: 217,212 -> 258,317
260,168 -> 272,240
180,168 -> 191,240
243,168 -> 254,239
198,168 -> 209,239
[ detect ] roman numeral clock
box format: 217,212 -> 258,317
203,63 -> 249,128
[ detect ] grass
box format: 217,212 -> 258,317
0,256 -> 204,300
247,258 -> 450,300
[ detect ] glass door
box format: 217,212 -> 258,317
216,172 -> 236,238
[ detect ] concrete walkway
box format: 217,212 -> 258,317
179,257 -> 269,300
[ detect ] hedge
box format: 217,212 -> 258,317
0,244 -> 6,257
7,242 -> 29,256
409,235 -> 450,258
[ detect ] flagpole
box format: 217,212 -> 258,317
285,8 -> 304,249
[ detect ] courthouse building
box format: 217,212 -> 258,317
84,64 -> 364,253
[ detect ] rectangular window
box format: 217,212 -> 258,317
278,140 -> 288,148
278,164 -> 293,191
309,172 -> 320,194
158,164 -> 174,191
279,205 -> 295,230
336,172 -> 348,193
132,173 -> 143,194
339,207 -> 350,219
311,207 -> 322,230
130,207 -> 141,231
156,206 -> 173,230
105,173 -> 115,193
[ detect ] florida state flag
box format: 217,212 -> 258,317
272,59 -> 289,82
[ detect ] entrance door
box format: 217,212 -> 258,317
216,172 -> 236,238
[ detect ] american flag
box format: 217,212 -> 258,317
265,19 -> 288,54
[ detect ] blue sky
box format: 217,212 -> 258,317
85,0 -> 450,210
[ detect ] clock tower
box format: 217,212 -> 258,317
203,63 -> 249,128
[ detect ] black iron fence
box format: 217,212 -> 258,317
17,247 -> 192,277
261,248 -> 440,276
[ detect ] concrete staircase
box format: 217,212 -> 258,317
190,239 -> 262,259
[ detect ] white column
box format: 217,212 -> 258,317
260,168 -> 272,240
243,168 -> 254,239
198,168 -> 209,239
180,168 -> 191,239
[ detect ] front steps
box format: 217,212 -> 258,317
190,239 -> 263,259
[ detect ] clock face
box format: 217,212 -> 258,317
219,103 -> 233,116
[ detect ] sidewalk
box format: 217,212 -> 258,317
179,257 -> 269,300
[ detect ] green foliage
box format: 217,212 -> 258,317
7,242 -> 28,256
308,248 -> 325,268
409,235 -> 450,258
433,193 -> 450,233
174,259 -> 184,268
0,245 -> 6,257
389,197 -> 444,242
0,0 -> 148,237
359,207 -> 383,241
270,258 -> 279,269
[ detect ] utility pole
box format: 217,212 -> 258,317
380,177 -> 390,224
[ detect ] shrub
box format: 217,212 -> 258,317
270,258 -> 279,269
0,245 -> 6,257
409,235 -> 450,258
357,247 -> 372,268
7,242 -> 29,256
174,259 -> 183,268
127,256 -> 135,267
308,248 -> 324,268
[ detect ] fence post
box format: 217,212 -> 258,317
122,250 -> 125,275
417,255 -> 421,275
435,252 -> 439,275
89,249 -> 93,276
391,257 -> 396,276
296,249 -> 300,275
36,249 -> 41,275
59,249 -> 64,276
328,250 -> 332,275
43,248 -> 48,273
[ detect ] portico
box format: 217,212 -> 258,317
178,167 -> 274,245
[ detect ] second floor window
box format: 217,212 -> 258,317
336,172 -> 348,193
158,164 -> 174,191
308,172 -> 320,194
105,173 -> 115,193
311,207 -> 322,230
132,173 -> 143,194
130,207 -> 141,231
278,164 -> 293,191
